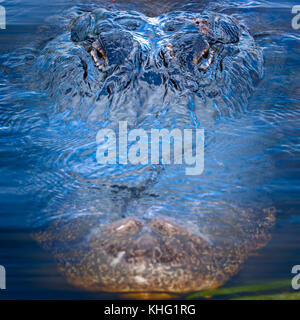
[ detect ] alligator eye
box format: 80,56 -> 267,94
202,47 -> 209,59
193,43 -> 209,64
195,44 -> 214,71
96,49 -> 103,59
90,40 -> 108,71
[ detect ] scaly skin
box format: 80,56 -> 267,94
32,8 -> 274,297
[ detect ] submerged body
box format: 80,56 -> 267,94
27,8 -> 275,296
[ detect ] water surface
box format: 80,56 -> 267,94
0,0 -> 299,299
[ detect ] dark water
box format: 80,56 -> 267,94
0,0 -> 299,299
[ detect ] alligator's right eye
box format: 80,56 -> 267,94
90,31 -> 135,72
193,41 -> 215,71
90,39 -> 108,71
202,47 -> 209,59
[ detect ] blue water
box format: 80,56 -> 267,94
0,0 -> 299,299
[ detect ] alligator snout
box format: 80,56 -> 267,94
33,206 -> 274,296
96,216 -> 212,263
59,216 -> 226,294
98,217 -> 212,265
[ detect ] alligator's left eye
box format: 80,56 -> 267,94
159,34 -> 214,72
193,42 -> 209,64
193,42 -> 215,71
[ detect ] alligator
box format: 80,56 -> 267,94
31,8 -> 275,298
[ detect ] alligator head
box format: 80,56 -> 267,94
33,8 -> 275,298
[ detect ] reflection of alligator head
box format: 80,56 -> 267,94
32,9 -> 275,298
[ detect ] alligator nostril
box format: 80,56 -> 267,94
193,18 -> 210,34
103,217 -> 143,238
150,217 -> 185,236
153,247 -> 162,259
